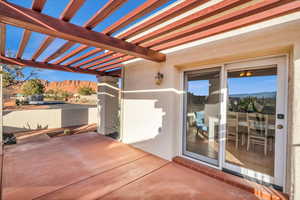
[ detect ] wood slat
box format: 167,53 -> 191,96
132,0 -> 249,45
16,30 -> 31,58
32,37 -> 54,60
32,0 -> 47,12
0,23 -> 5,56
92,55 -> 134,70
0,1 -> 165,62
63,0 -> 244,69
32,0 -> 85,61
0,55 -> 103,75
103,0 -> 170,35
143,0 -> 284,48
84,0 -> 127,30
152,0 -> 300,51
64,48 -> 104,66
117,0 -> 210,40
60,0 -> 86,22
53,45 -> 89,64
74,51 -> 115,68
44,41 -> 75,62
57,0 -> 171,68
16,0 -> 47,59
45,0 -> 127,64
81,53 -> 124,69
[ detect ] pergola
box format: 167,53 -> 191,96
0,0 -> 299,77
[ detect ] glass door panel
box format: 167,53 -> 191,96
225,65 -> 281,183
184,68 -> 221,166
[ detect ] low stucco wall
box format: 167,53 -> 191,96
121,13 -> 300,199
3,107 -> 97,134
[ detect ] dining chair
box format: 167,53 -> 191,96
247,113 -> 268,155
195,111 -> 208,138
227,111 -> 239,149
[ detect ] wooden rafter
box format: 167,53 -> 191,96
93,56 -> 134,70
117,0 -> 210,40
53,45 -> 89,64
132,0 -> 249,45
16,0 -> 47,59
46,0 -> 127,63
0,1 -> 166,62
62,0 -> 247,70
86,0 -> 299,72
143,0 -> 285,48
73,51 -> 115,67
81,53 -> 124,69
0,55 -> 103,75
152,0 -> 300,51
84,0 -> 126,30
64,48 -> 102,66
0,23 -> 5,56
31,0 -> 85,61
32,0 -> 47,12
56,0 -> 170,66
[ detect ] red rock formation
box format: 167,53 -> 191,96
44,80 -> 97,94
7,80 -> 97,95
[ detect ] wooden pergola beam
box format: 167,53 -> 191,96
61,0 -> 245,69
84,0 -> 127,30
143,0 -> 285,48
32,0 -> 47,12
56,0 -> 170,66
64,48 -> 103,66
16,0 -> 47,59
102,0 -> 170,35
0,1 -> 165,62
0,23 -> 5,56
45,0 -> 128,63
73,51 -> 115,68
31,0 -> 85,61
152,0 -> 300,51
0,55 -> 103,76
81,53 -> 124,69
117,0 -> 210,40
132,0 -> 249,45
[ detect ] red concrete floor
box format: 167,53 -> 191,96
2,132 -> 258,200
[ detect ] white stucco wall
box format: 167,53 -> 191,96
3,107 -> 97,133
121,13 -> 300,199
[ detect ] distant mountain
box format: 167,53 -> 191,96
230,91 -> 276,98
6,80 -> 97,95
44,80 -> 97,94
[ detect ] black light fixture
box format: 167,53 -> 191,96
155,72 -> 164,85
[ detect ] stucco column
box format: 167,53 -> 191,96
96,76 -> 119,135
290,42 -> 300,200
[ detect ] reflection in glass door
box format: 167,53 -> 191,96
223,57 -> 287,188
183,68 -> 221,166
225,67 -> 277,176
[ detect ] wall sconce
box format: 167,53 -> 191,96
155,72 -> 164,85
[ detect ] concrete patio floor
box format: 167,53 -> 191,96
2,132 -> 258,200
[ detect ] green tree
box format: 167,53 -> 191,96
22,79 -> 45,96
1,52 -> 39,88
78,86 -> 95,96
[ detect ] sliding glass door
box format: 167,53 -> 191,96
182,57 -> 287,188
183,68 -> 221,166
223,57 -> 287,188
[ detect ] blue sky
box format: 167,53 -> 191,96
188,75 -> 277,96
5,0 -> 177,82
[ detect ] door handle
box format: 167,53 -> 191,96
277,124 -> 284,129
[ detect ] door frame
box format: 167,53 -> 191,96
182,67 -> 222,167
179,55 -> 288,190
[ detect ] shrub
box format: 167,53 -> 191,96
78,86 -> 95,96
